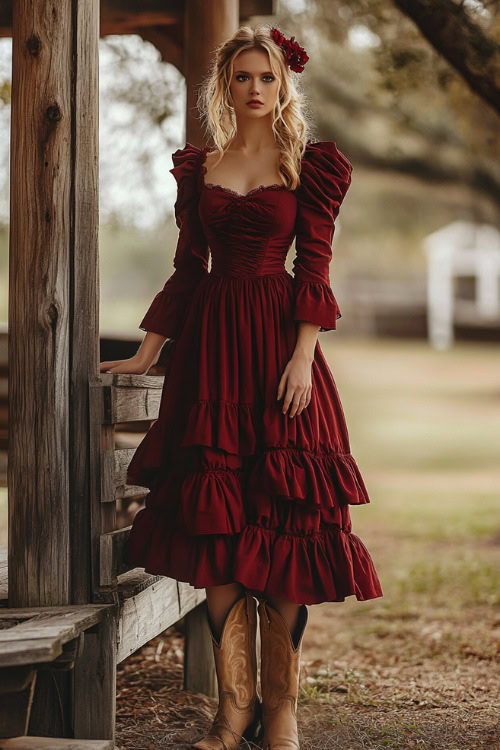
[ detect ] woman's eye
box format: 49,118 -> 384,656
236,74 -> 275,82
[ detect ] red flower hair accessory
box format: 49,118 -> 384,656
270,27 -> 309,73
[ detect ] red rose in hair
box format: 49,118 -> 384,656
270,27 -> 309,73
271,28 -> 286,48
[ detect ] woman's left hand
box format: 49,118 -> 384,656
277,349 -> 313,417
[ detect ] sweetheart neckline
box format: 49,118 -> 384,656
203,180 -> 288,198
200,146 -> 290,199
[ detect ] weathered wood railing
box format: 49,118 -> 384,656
0,371 -> 215,746
90,371 -> 165,596
89,372 -> 215,682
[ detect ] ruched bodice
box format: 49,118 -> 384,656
199,184 -> 297,278
125,140 -> 383,606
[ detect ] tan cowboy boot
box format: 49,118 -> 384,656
257,598 -> 308,750
192,590 -> 262,749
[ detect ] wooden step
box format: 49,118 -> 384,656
0,738 -> 120,749
0,605 -> 111,667
116,568 -> 206,663
0,543 -> 208,666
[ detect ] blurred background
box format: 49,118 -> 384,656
0,0 -> 499,746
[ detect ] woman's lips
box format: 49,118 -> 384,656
247,101 -> 264,107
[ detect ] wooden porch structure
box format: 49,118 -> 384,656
0,1 -> 273,746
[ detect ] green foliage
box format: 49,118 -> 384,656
283,0 -> 499,200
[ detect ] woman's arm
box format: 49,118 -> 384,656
277,322 -> 319,417
99,331 -> 167,375
99,144 -> 209,376
278,140 -> 353,417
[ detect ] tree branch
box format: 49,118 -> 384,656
393,0 -> 500,113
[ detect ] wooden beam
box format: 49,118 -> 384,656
0,1 -> 275,39
116,576 -> 206,663
99,528 -> 131,586
183,601 -> 217,698
71,0 -> 100,607
113,449 -> 148,500
103,381 -> 163,424
184,0 -> 239,146
137,27 -> 182,70
0,605 -> 109,667
73,608 -> 116,741
8,0 -> 99,607
0,739 -> 116,749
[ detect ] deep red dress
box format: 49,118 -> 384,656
125,139 -> 383,605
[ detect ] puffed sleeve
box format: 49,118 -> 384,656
138,143 -> 209,338
292,140 -> 353,331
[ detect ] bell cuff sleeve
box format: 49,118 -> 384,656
293,281 -> 342,332
139,143 -> 209,339
293,140 -> 353,332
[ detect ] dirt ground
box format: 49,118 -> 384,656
115,337 -> 500,750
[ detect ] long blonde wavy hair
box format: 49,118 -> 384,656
197,25 -> 314,191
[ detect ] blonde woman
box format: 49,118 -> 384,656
101,24 -> 383,750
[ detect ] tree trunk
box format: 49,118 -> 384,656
393,0 -> 500,113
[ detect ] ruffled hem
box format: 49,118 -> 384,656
131,445 -> 365,538
176,402 -> 367,498
126,511 -> 383,605
179,399 -> 260,456
127,422 -> 370,535
247,447 -> 370,507
293,280 -> 342,332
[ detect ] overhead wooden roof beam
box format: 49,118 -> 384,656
0,0 -> 275,39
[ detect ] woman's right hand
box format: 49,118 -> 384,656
100,332 -> 167,376
99,355 -> 154,376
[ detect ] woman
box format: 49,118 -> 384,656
100,24 -> 383,750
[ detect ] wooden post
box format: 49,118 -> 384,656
184,0 -> 239,146
8,0 -> 99,607
73,608 -> 117,741
183,601 -> 218,698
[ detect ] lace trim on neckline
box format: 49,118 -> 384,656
199,147 -> 288,198
203,180 -> 287,198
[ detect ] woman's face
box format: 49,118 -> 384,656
229,48 -> 280,120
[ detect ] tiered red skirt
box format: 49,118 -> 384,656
126,272 -> 383,605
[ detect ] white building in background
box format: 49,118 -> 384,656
424,221 -> 500,350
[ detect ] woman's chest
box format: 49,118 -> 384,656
198,184 -> 298,240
